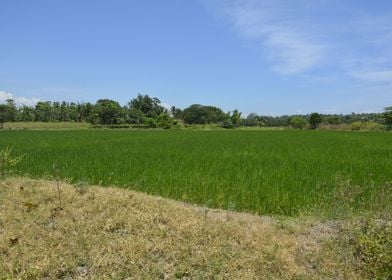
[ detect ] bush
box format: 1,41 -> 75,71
350,122 -> 361,131
290,116 -> 306,129
156,113 -> 174,129
219,119 -> 234,129
350,219 -> 392,279
350,121 -> 383,131
144,117 -> 157,128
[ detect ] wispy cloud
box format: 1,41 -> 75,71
206,0 -> 327,74
0,91 -> 40,107
205,0 -> 392,83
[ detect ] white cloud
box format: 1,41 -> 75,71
0,91 -> 40,107
206,0 -> 326,74
160,102 -> 172,111
265,32 -> 324,74
0,91 -> 12,101
205,0 -> 392,83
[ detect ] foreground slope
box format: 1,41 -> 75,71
0,178 -> 386,279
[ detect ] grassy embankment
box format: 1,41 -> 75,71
1,177 -> 391,279
3,122 -> 92,130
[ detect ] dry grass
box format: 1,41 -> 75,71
3,122 -> 91,130
0,178 -> 363,279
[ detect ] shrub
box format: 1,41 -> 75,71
350,122 -> 361,131
219,119 -> 234,129
350,219 -> 392,279
350,121 -> 383,131
290,116 -> 306,129
156,113 -> 174,129
365,121 -> 384,131
144,118 -> 157,128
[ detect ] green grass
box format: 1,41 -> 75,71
1,130 -> 391,215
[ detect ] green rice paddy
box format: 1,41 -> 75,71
1,130 -> 391,215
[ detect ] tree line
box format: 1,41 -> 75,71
0,94 -> 391,130
243,111 -> 391,130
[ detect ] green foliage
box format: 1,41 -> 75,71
309,112 -> 322,129
0,105 -> 7,129
383,106 -> 392,130
324,116 -> 341,125
1,130 -> 392,216
93,99 -> 123,125
243,113 -> 258,126
230,109 -> 242,128
350,121 -> 361,131
34,101 -> 53,122
290,116 -> 306,129
350,121 -> 384,131
17,105 -> 35,122
1,96 -> 389,132
219,119 -> 234,129
128,94 -> 165,119
170,106 -> 183,119
156,113 -> 174,129
144,117 -> 157,128
0,99 -> 17,128
0,147 -> 24,177
242,113 -> 265,127
182,104 -> 226,124
127,108 -> 145,124
5,99 -> 17,122
350,219 -> 392,279
220,110 -> 242,129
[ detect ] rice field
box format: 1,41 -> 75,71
1,130 -> 391,215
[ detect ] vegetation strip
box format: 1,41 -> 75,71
1,95 -> 392,130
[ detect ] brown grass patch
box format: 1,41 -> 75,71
0,178 -> 362,279
3,122 -> 91,130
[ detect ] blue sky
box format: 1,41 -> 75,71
1,0 -> 391,115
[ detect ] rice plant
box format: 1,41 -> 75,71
1,130 -> 391,215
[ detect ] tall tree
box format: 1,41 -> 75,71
383,106 -> 392,130
34,101 -> 53,122
309,113 -> 322,129
0,105 -> 8,129
93,99 -> 123,125
170,106 -> 183,119
59,102 -> 70,122
5,99 -> 17,122
17,106 -> 35,122
182,104 -> 226,124
128,94 -> 165,118
127,108 -> 145,124
230,109 -> 242,128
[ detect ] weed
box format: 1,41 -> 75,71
350,218 -> 392,279
0,147 -> 24,177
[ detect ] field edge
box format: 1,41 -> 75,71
2,177 -> 391,279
